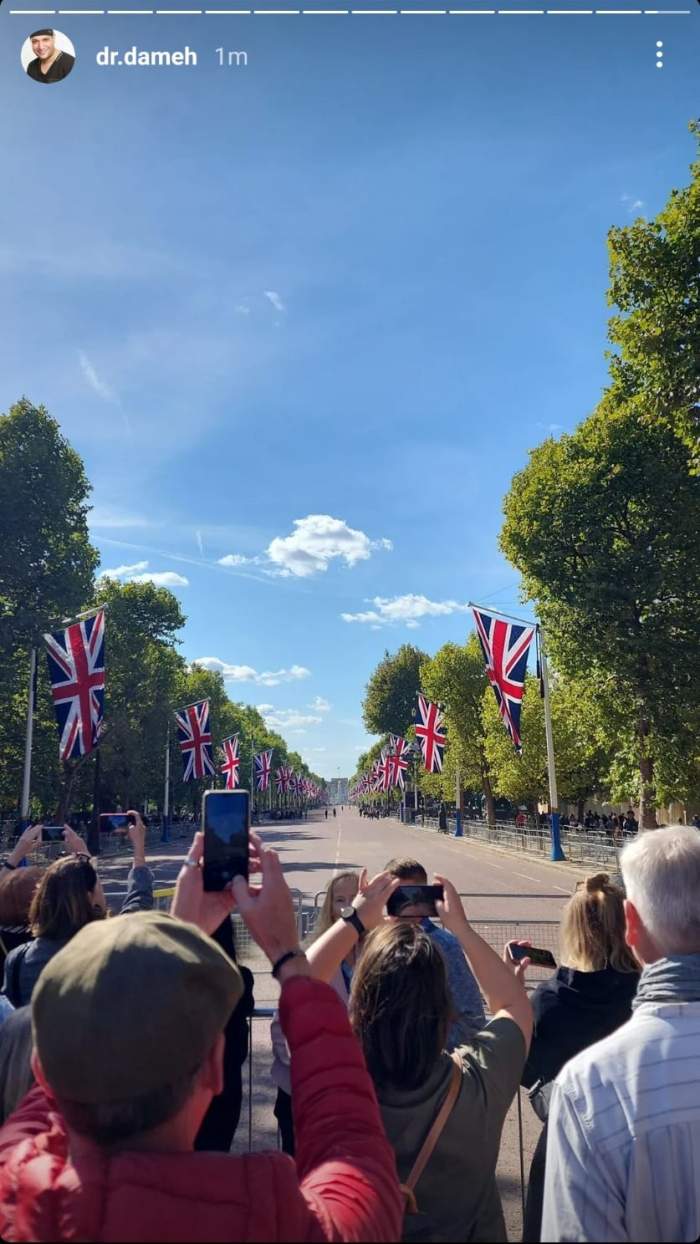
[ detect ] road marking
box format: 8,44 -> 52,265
333,821 -> 343,876
514,871 -> 542,882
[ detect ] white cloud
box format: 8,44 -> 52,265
195,530 -> 204,555
342,594 -> 471,628
97,560 -> 148,579
310,747 -> 327,753
192,658 -> 311,687
79,350 -> 116,402
264,290 -> 286,313
218,553 -> 254,567
267,515 -> 391,578
234,304 -> 250,315
97,560 -> 188,588
621,194 -> 645,215
257,706 -> 323,730
309,696 -> 331,713
131,571 -> 189,587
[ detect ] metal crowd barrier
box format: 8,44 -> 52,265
407,814 -> 623,869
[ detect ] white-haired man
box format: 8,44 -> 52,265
542,825 -> 700,1243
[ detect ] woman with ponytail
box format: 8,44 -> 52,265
517,873 -> 639,1241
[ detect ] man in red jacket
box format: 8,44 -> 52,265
0,833 -> 402,1243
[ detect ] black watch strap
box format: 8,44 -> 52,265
341,908 -> 366,937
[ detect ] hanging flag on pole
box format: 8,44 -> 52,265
388,735 -> 410,788
44,608 -> 106,762
471,605 -> 536,752
220,734 -> 241,789
414,694 -> 447,773
255,750 -> 272,792
276,766 -> 291,793
175,699 -> 215,781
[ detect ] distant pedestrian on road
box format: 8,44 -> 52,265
333,808 -> 336,818
325,809 -> 328,820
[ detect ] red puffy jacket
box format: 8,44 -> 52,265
0,977 -> 402,1242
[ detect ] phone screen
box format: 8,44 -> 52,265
99,813 -> 129,832
387,884 -> 444,918
203,790 -> 249,890
42,824 -> 64,842
510,944 -> 557,969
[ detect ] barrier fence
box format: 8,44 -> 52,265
407,813 -> 623,869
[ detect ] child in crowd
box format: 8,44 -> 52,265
271,871 -> 360,1154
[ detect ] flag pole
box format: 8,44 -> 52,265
162,722 -> 171,844
19,647 -> 37,829
539,627 -> 565,861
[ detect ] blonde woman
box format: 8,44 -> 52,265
271,871 -> 360,1154
517,872 -> 639,1241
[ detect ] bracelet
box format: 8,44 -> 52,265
0,859 -> 16,871
271,949 -> 305,979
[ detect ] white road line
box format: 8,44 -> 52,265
514,871 -> 542,882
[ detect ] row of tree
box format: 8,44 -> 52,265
0,401 -> 325,819
352,124 -> 700,827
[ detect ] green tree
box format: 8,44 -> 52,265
420,637 -> 497,824
0,399 -> 99,815
500,400 -> 700,826
606,122 -> 700,468
88,578 -> 187,814
362,644 -> 428,737
483,675 -> 617,822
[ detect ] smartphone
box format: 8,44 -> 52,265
42,824 -> 64,842
508,944 -> 557,969
99,813 -> 130,833
202,789 -> 250,892
386,884 -> 444,917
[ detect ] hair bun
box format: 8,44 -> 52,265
586,872 -> 610,893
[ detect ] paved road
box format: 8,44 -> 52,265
256,805 -> 587,921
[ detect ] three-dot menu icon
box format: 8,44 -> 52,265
656,41 -> 664,68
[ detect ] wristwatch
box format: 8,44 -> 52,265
340,906 -> 366,938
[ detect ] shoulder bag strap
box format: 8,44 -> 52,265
403,1052 -> 463,1207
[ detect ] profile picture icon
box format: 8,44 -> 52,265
21,29 -> 75,84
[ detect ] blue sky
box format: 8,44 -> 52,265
1,9 -> 697,777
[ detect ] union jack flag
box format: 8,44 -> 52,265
255,750 -> 272,792
221,734 -> 241,789
175,699 -> 216,782
388,735 -> 410,788
276,766 -> 292,793
415,694 -> 447,773
471,606 -> 536,752
44,609 -> 106,762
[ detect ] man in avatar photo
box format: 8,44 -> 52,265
26,29 -> 75,84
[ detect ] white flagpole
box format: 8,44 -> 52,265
20,648 -> 37,827
162,722 -> 171,843
539,627 -> 565,861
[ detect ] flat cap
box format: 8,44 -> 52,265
33,910 -> 243,1103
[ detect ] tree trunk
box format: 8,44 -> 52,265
577,797 -> 585,823
638,719 -> 658,829
482,771 -> 496,828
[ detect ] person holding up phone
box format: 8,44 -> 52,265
306,874 -> 532,1242
0,829 -> 404,1243
1,813 -> 153,1008
510,872 -> 639,1242
384,857 -> 486,1046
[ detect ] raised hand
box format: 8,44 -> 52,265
63,825 -> 90,857
434,874 -> 469,934
232,832 -> 299,965
171,831 -> 236,936
353,869 -> 401,931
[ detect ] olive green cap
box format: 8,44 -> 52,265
32,910 -> 242,1103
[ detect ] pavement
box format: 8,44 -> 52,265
100,806 -> 590,1242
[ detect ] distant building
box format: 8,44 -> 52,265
328,777 -> 348,804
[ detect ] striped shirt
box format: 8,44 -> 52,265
541,1001 -> 700,1242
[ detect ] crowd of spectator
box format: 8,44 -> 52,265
0,811 -> 698,1241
